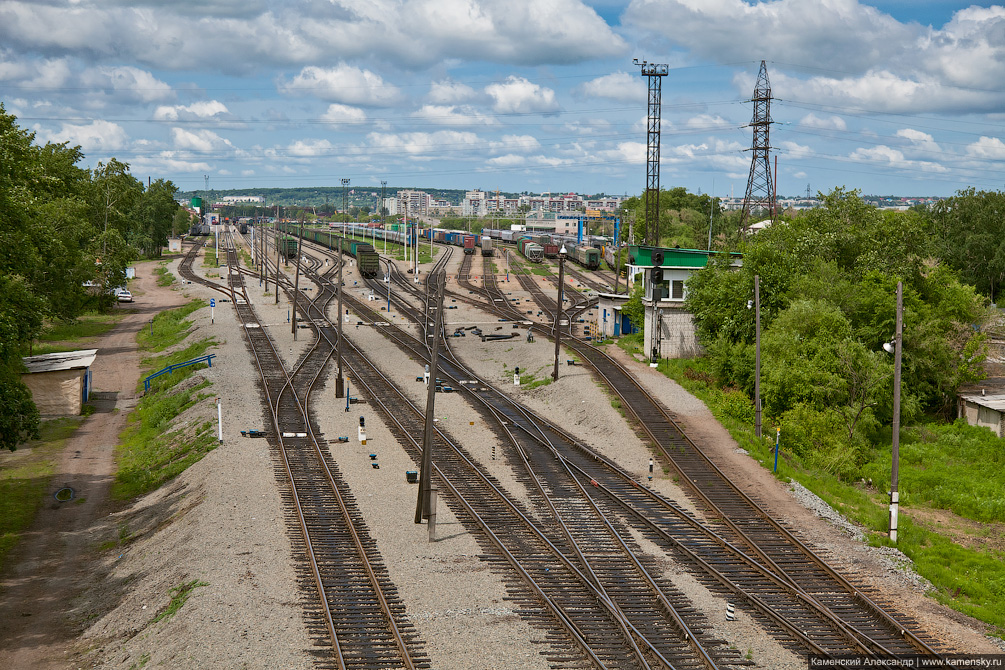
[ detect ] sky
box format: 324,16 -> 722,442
3,0 -> 1005,199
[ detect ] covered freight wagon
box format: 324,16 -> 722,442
480,236 -> 494,257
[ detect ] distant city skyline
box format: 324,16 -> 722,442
3,1 -> 1004,198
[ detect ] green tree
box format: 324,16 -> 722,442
91,159 -> 141,256
134,179 -> 179,257
932,188 -> 1005,302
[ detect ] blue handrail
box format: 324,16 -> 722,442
144,354 -> 216,392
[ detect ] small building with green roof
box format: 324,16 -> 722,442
625,245 -> 742,360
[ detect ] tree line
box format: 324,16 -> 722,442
677,188 -> 994,478
1,106 -> 187,450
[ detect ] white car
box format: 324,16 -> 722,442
116,289 -> 133,302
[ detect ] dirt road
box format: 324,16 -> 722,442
0,261 -> 185,670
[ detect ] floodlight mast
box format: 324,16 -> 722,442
635,58 -> 669,247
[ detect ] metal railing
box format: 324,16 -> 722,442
143,354 -> 216,392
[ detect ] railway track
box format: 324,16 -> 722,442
288,243 -> 740,669
450,245 -> 945,659
281,230 -> 948,665
346,261 -> 936,660
373,240 -> 945,660
178,234 -> 429,670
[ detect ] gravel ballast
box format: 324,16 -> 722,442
73,240 -> 1003,668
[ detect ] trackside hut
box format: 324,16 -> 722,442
20,349 -> 97,416
627,246 -> 743,360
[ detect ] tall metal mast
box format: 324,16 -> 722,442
741,60 -> 775,228
635,59 -> 668,247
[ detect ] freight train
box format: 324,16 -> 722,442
331,223 -> 480,255
279,224 -> 380,278
481,229 -> 602,270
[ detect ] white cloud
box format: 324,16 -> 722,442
489,134 -> 541,153
966,136 -> 1005,161
428,80 -> 477,104
895,128 -> 940,154
626,1 -> 1005,114
578,72 -> 646,102
412,105 -> 496,127
0,0 -> 625,73
367,130 -> 481,158
599,141 -> 646,165
80,66 -> 174,103
285,139 -> 335,158
320,104 -> 367,125
487,154 -> 526,167
170,128 -> 235,152
38,120 -> 127,152
684,114 -> 730,130
850,145 -> 949,172
279,64 -> 401,106
799,113 -> 847,131
485,76 -> 559,114
624,0 -> 914,75
778,140 -> 814,160
154,101 -> 232,120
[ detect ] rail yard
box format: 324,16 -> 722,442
74,225 -> 1005,669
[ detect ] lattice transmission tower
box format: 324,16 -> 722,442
635,59 -> 668,247
741,60 -> 775,228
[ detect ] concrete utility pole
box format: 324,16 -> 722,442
415,272 -> 445,526
291,218 -> 304,339
335,238 -> 345,398
754,274 -> 762,439
889,281 -> 903,543
552,246 -> 568,382
274,224 -> 281,305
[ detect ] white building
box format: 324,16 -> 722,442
397,190 -> 432,217
219,195 -> 265,204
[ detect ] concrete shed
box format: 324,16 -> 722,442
594,292 -> 635,339
20,349 -> 97,416
957,391 -> 1005,438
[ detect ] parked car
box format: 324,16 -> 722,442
116,289 -> 133,303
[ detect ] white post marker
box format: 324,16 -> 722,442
216,397 -> 223,443
210,297 -> 215,324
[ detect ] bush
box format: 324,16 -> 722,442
779,404 -> 866,480
718,388 -> 755,423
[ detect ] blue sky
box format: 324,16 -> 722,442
3,1 -> 1005,199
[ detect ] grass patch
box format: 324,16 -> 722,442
151,579 -> 208,624
114,298 -> 218,499
202,247 -> 219,268
136,299 -> 206,353
154,263 -> 175,286
28,312 -> 125,355
642,346 -> 1005,637
114,368 -> 217,499
0,417 -> 85,571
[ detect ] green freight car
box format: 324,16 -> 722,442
278,235 -> 299,260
